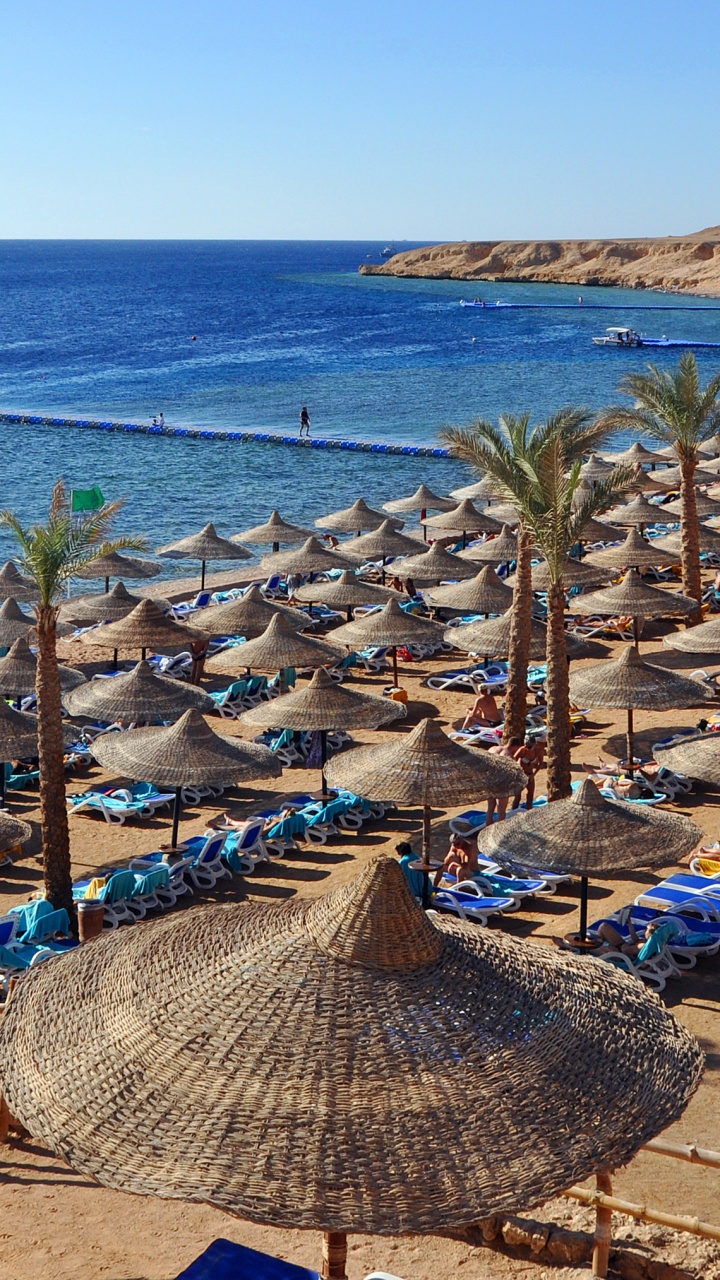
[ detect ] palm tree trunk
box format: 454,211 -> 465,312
35,605 -> 74,920
680,459 -> 703,625
545,581 -> 572,800
503,527 -> 533,744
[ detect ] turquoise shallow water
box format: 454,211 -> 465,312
1,240 -> 719,563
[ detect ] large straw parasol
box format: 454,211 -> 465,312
574,516 -> 622,546
662,492 -> 720,518
506,556 -> 610,592
568,647 -> 714,774
446,610 -> 587,662
567,569 -> 698,645
156,523 -> 253,590
382,483 -> 455,515
185,586 -> 308,639
478,779 -> 702,940
604,494 -> 665,526
425,566 -> 514,615
231,510 -> 313,552
0,562 -> 38,604
0,856 -> 702,1280
654,464 -> 720,488
80,599 -> 204,660
603,441 -> 667,468
0,599 -> 39,648
206,614 -> 344,687
579,454 -> 615,482
0,701 -> 47,807
338,520 -> 421,570
478,502 -> 521,527
293,571 -> 401,620
584,528 -> 676,572
654,732 -> 720,787
653,524 -> 720,557
59,581 -> 170,625
656,444 -> 715,462
389,541 -> 477,585
90,707 -> 281,847
664,614 -> 720,654
0,810 -> 32,854
0,638 -> 86,699
421,498 -> 503,544
327,599 -> 444,686
316,498 -> 403,535
240,666 -> 406,793
458,525 -> 518,565
256,536 -> 361,579
63,660 -> 216,725
450,475 -> 499,501
621,467 -> 671,496
74,551 -> 163,593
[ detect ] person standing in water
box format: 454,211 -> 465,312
299,406 -> 311,437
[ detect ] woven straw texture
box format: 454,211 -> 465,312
389,542 -> 477,583
0,856 -> 702,1232
450,476 -> 500,501
75,552 -> 163,581
90,707 -> 281,788
579,454 -> 614,481
507,557 -> 610,591
157,523 -> 252,562
576,517 -> 620,542
0,811 -> 32,853
655,525 -> 720,555
478,503 -> 521,527
605,495 -> 665,525
60,582 -> 170,625
316,499 -> 403,534
662,492 -> 720,517
426,566 -> 514,613
604,442 -> 667,467
325,717 -> 525,805
458,527 -> 518,564
80,600 -> 205,651
231,510 -> 313,545
654,464 -> 719,488
0,562 -> 38,603
621,469 -> 671,496
656,444 -> 715,462
584,529 -> 676,571
0,700 -> 43,757
566,570 -> 697,620
0,599 -> 36,646
294,572 -> 400,608
697,454 -> 720,474
207,614 -> 344,676
63,660 -> 216,722
655,732 -> 720,785
568,646 -> 714,711
0,638 -> 86,697
382,484 -> 455,514
186,587 -> 308,638
478,779 -> 702,874
446,610 -> 586,660
241,667 -> 407,732
664,615 -> 720,654
338,521 -> 421,562
257,536 -> 361,577
327,599 -> 445,649
422,498 -> 502,534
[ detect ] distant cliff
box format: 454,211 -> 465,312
359,228 -> 720,295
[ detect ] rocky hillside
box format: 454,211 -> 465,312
359,227 -> 720,295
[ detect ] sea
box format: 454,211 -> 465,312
1,239 -> 720,570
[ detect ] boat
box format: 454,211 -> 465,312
592,327 -> 643,347
380,245 -> 396,258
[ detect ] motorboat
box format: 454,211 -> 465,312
592,327 -> 643,347
380,245 -> 396,258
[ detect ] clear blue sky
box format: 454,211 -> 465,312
4,0 -> 719,240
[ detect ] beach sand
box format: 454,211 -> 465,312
1,616 -> 719,1279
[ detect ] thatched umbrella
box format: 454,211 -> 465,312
156,523 -> 253,590
80,600 -> 204,661
0,810 -> 32,854
382,484 -> 455,528
241,667 -> 406,794
90,707 -> 280,847
704,434 -> 720,456
316,498 -> 403,536
662,492 -> 720,518
604,494 -> 665,526
326,719 -> 524,902
566,569 -> 697,646
664,614 -> 720,654
0,599 -> 38,648
74,551 -> 163,593
506,557 -> 610,592
584,529 -> 676,572
231,510 -> 313,552
0,562 -> 38,604
654,732 -> 720,787
620,467 -> 671,496
478,502 -> 521,527
603,441 -> 666,469
389,541 -> 477,586
186,586 -> 308,639
654,464 -> 720,488
206,615 -> 344,689
257,536 -> 361,580
0,638 -> 85,700
422,499 -> 502,546
59,582 -> 170,626
653,524 -> 720,557
446,610 -> 586,662
0,857 -> 702,1280
0,701 -> 45,807
579,454 -> 615,482
293,571 -> 401,621
426,566 -> 514,615
457,525 -> 518,566
338,521 -> 421,578
568,647 -> 714,775
63,660 -> 216,725
327,599 -> 444,687
656,444 -> 715,463
478,779 -> 702,941
450,476 -> 499,501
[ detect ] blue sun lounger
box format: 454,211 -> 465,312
174,1238 -> 319,1280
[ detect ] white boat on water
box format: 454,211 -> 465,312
592,326 -> 644,347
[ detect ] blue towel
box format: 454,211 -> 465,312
637,918 -> 682,962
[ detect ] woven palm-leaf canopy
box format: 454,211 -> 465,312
447,610 -> 586,661
338,521 -> 420,562
59,582 -> 170,625
231,510 -> 313,546
294,571 -> 400,609
655,732 -> 720,786
450,476 -> 499,501
620,468 -> 671,496
422,498 -> 502,535
478,503 -> 521,528
603,442 -> 667,468
574,516 -> 621,542
656,443 -> 715,462
662,492 -> 720,518
382,484 -> 455,514
426,566 -> 514,615
0,856 -> 702,1237
654,524 -> 720,556
389,541 -> 477,584
664,614 -> 720,654
579,453 -> 615,482
569,646 -> 714,712
74,551 -> 163,583
584,529 -> 675,572
458,526 -> 518,565
80,600 -> 203,654
316,498 -> 403,534
0,700 -> 44,758
63,660 -> 216,724
185,586 -> 308,639
257,536 -> 361,578
0,598 -> 36,646
0,810 -> 32,853
567,569 -> 697,624
206,614 -> 343,678
507,557 -> 609,592
328,599 -> 444,651
604,494 -> 665,526
241,667 -> 406,733
157,523 -> 253,564
0,562 -> 38,603
654,464 -> 720,488
0,638 -> 86,698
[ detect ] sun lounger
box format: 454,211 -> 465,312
220,818 -> 269,872
600,944 -> 681,992
174,1237 -> 319,1280
425,665 -> 493,692
182,831 -> 232,889
432,882 -> 515,925
72,869 -> 140,928
68,783 -> 174,824
590,908 -> 720,970
635,873 -> 720,911
211,675 -> 269,717
8,899 -> 71,942
129,851 -> 195,904
442,870 -> 553,904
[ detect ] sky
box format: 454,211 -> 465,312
3,0 -> 720,240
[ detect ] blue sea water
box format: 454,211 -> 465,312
1,239 -> 719,564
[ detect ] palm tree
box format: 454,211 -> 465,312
440,410 -> 621,749
0,482 -> 146,918
599,354 -> 720,615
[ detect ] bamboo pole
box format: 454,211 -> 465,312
643,1136 -> 720,1169
592,1172 -> 613,1278
321,1231 -> 347,1279
564,1184 -> 720,1243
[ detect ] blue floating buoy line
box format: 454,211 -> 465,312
0,412 -> 449,458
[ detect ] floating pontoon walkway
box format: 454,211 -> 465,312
0,412 -> 449,457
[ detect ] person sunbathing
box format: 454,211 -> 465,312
433,834 -> 479,887
462,685 -> 502,730
553,917 -> 674,957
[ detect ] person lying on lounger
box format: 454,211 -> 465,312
433,834 -> 479,887
462,685 -> 502,730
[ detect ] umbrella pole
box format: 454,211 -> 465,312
113,648 -> 118,671
105,575 -> 110,593
626,707 -> 635,777
171,788 -> 182,849
392,646 -> 398,687
272,540 -> 279,553
633,615 -> 640,650
200,560 -> 207,591
421,507 -> 427,542
320,729 -> 328,798
381,557 -> 386,586
0,764 -> 6,809
141,648 -> 146,662
579,876 -> 589,942
321,1231 -> 347,1279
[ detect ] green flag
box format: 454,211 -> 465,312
71,485 -> 105,513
